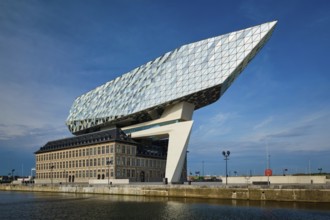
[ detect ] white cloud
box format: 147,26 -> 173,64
253,116 -> 273,130
188,104 -> 330,164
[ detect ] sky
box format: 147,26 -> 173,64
0,0 -> 329,177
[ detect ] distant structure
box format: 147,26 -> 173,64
35,21 -> 277,184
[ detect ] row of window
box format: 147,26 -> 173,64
36,144 -> 136,162
37,169 -> 114,179
37,157 -> 166,170
37,168 -> 163,179
37,157 -> 113,170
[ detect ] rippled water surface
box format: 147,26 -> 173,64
0,191 -> 330,219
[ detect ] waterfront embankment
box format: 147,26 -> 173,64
1,184 -> 330,203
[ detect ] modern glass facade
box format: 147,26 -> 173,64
66,21 -> 277,134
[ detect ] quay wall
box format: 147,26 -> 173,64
1,184 -> 330,203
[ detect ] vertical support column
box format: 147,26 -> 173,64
130,121 -> 194,184
128,102 -> 195,184
165,121 -> 193,183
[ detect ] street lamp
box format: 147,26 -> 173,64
283,168 -> 288,176
222,151 -> 230,185
107,160 -> 113,185
11,169 -> 15,181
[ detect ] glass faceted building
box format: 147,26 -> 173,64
45,21 -> 277,184
66,21 -> 277,135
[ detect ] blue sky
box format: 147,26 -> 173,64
0,0 -> 329,177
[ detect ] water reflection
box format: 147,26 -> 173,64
0,191 -> 329,219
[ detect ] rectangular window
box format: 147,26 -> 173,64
137,159 -> 140,167
102,146 -> 105,154
122,157 -> 126,166
94,158 -> 97,166
83,149 -> 85,157
110,145 -> 114,153
132,158 -> 136,166
127,169 -> 130,178
106,145 -> 109,154
127,157 -> 130,166
86,148 -> 89,156
127,146 -> 131,155
98,147 -> 101,155
102,158 -> 105,166
122,145 -> 126,154
97,158 -> 100,166
94,148 -> 97,155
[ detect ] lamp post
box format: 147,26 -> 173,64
11,169 -> 15,181
107,160 -> 113,185
283,168 -> 288,176
222,151 -> 230,185
202,160 -> 204,177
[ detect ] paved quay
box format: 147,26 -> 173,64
1,183 -> 330,203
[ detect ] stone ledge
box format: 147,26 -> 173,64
1,184 -> 330,203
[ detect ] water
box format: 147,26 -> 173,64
0,191 -> 329,219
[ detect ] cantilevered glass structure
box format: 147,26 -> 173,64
64,21 -> 277,183
67,21 -> 277,135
